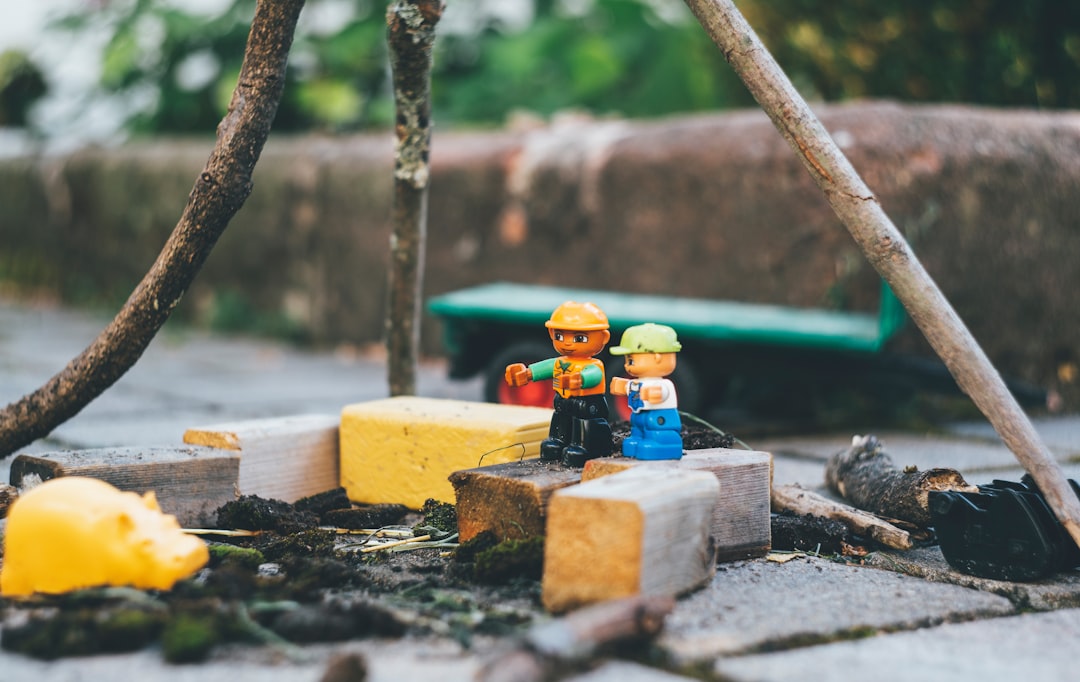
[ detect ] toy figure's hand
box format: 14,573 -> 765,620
505,363 -> 532,387
609,377 -> 629,395
559,372 -> 583,390
642,385 -> 665,403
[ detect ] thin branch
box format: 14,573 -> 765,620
385,0 -> 443,396
683,0 -> 1080,548
0,0 -> 306,458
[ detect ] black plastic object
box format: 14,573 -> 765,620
929,475 -> 1080,581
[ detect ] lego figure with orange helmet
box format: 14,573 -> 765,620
504,301 -> 614,467
609,323 -> 684,460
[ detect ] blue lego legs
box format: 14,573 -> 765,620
622,409 -> 683,460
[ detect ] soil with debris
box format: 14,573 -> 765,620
0,420 -> 749,664
0,493 -> 544,663
612,420 -> 738,452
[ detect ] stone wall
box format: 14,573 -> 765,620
1,102 -> 1078,404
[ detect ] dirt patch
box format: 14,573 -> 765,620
0,489 -> 546,662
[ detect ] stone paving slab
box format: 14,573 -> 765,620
0,636 -> 481,682
770,453 -> 828,488
948,416 -> 1080,457
714,608 -> 1080,682
657,556 -> 1013,665
864,547 -> 1080,611
754,431 -> 1067,474
566,660 -> 698,681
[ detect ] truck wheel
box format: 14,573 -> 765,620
484,342 -> 557,408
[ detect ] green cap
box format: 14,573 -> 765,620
609,323 -> 682,355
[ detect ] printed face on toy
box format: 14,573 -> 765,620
549,328 -> 610,358
624,352 -> 677,378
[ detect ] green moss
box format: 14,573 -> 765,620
207,543 -> 266,571
473,536 -> 545,585
162,612 -> 219,664
259,529 -> 338,563
418,498 -> 457,535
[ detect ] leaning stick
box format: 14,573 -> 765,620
683,0 -> 1080,548
772,484 -> 913,550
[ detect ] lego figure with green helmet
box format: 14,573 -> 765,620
609,323 -> 684,460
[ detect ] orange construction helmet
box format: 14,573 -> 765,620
545,301 -> 609,331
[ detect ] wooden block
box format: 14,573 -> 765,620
8,447 -> 239,528
184,414 -> 339,503
582,447 -> 773,562
542,466 -> 719,613
340,397 -> 552,509
450,460 -> 582,542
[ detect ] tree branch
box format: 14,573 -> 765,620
385,0 -> 442,396
0,0 -> 305,458
683,0 -> 1080,548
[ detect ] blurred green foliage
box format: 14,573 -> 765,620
0,50 -> 47,127
54,0 -> 1080,135
741,0 -> 1080,108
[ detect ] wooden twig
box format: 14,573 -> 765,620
477,595 -> 675,682
824,435 -> 977,527
0,484 -> 17,518
682,0 -> 1080,548
0,0 -> 306,458
771,483 -> 913,550
385,0 -> 443,396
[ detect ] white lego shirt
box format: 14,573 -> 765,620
626,377 -> 678,411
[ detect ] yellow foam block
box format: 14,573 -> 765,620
340,397 -> 553,509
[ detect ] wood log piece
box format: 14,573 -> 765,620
8,447 -> 239,527
771,483 -> 913,550
542,466 -> 719,613
0,484 -> 17,518
449,459 -> 581,542
583,447 -> 772,561
478,595 -> 674,682
184,414 -> 339,503
825,435 -> 977,527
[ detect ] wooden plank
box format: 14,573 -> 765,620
340,397 -> 551,509
542,466 -> 719,613
583,447 -> 773,562
8,447 -> 238,528
184,414 -> 339,503
450,459 -> 582,542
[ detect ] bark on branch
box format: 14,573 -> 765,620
478,595 -> 674,682
771,483 -> 914,550
682,0 -> 1080,549
0,0 -> 305,458
385,0 -> 442,396
824,435 -> 977,528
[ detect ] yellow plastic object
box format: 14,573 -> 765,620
340,397 -> 553,509
0,477 -> 209,597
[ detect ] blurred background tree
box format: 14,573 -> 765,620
42,0 -> 1080,136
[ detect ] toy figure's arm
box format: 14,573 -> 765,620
506,357 -> 555,387
642,380 -> 673,403
578,363 -> 603,389
610,376 -> 629,395
556,362 -> 601,391
504,363 -> 532,387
